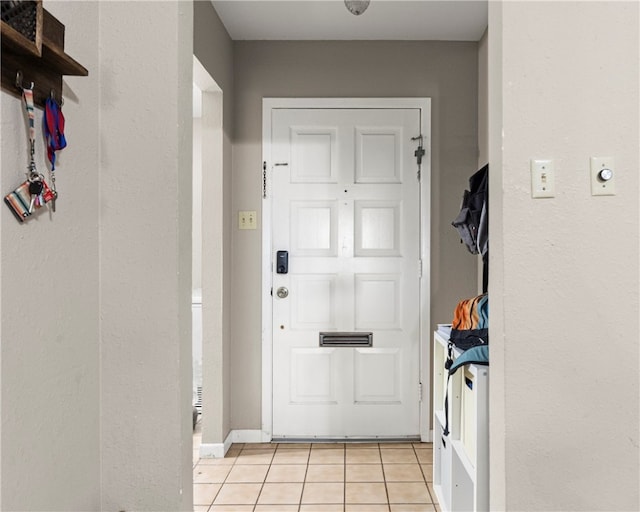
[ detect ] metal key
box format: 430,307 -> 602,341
28,179 -> 43,213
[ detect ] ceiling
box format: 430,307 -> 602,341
211,1 -> 488,41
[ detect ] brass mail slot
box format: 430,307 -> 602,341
319,332 -> 373,347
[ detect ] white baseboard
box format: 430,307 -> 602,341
199,442 -> 227,459
199,430 -> 271,458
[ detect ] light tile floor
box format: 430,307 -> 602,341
193,419 -> 440,512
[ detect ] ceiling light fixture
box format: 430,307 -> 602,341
344,0 -> 370,16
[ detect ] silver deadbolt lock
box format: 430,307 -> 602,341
276,287 -> 289,299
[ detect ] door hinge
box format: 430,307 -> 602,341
263,161 -> 267,198
418,382 -> 423,402
418,259 -> 423,278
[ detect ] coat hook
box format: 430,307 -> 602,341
15,71 -> 34,91
50,89 -> 64,107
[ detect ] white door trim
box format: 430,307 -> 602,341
262,97 -> 432,442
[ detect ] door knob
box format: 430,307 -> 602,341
276,286 -> 289,299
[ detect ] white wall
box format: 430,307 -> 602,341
0,1 -> 100,509
193,111 -> 203,405
193,114 -> 203,293
489,2 -> 639,510
99,1 -> 193,510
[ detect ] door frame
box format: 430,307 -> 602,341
261,97 -> 432,442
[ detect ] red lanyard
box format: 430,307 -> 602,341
44,96 -> 66,171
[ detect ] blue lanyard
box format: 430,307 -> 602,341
44,96 -> 66,171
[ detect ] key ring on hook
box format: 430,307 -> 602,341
15,71 -> 34,91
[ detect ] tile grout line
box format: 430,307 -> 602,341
253,444 -> 275,511
380,443 -> 391,511
342,443 -> 346,512
412,442 -> 424,509
218,444 -> 239,510
418,443 -> 438,508
298,444 -> 311,512
416,444 -> 434,505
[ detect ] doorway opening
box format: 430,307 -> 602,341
192,55 -> 224,457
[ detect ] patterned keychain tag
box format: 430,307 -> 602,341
4,87 -> 57,222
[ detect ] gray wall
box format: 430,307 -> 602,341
232,41 -> 480,429
99,2 -> 193,510
478,29 -> 488,168
193,0 -> 234,444
1,2 -> 101,508
194,0 -> 234,139
489,2 -> 639,510
1,2 -> 194,510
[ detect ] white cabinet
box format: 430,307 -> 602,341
432,330 -> 489,511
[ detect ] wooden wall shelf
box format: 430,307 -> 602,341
1,1 -> 88,108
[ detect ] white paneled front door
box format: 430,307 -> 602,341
269,104 -> 424,439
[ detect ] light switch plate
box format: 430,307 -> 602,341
238,210 -> 257,230
590,157 -> 615,196
531,159 -> 555,198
